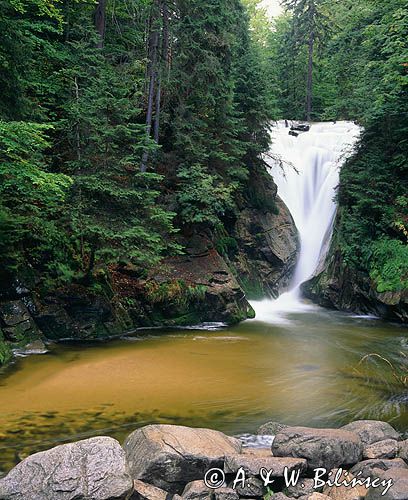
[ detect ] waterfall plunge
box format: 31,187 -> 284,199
251,121 -> 360,323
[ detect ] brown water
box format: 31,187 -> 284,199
0,306 -> 407,473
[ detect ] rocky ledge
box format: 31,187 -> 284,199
302,248 -> 408,323
0,167 -> 299,364
1,420 -> 408,500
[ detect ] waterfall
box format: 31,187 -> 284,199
252,121 -> 360,322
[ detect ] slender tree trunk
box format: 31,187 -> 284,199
94,0 -> 107,49
153,1 -> 169,144
306,30 -> 314,122
74,76 -> 85,268
141,2 -> 160,172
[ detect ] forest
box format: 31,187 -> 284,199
0,0 -> 407,363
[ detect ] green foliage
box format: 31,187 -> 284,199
0,121 -> 72,271
369,239 -> 408,293
177,165 -> 236,225
165,0 -> 271,227
0,336 -> 13,365
216,236 -> 238,257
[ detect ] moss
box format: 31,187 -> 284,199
0,335 -> 12,366
247,305 -> 256,319
215,236 -> 238,257
238,276 -> 265,300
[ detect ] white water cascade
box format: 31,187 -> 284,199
252,121 -> 360,323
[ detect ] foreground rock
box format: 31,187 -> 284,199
182,480 -> 212,500
366,468 -> 408,499
272,426 -> 363,471
123,425 -> 241,493
224,453 -> 307,477
363,439 -> 399,459
131,480 -> 170,500
0,437 -> 133,500
350,458 -> 408,480
341,421 -> 400,446
257,421 -> 289,436
322,469 -> 367,500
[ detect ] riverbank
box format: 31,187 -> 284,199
1,420 -> 408,499
0,164 -> 299,367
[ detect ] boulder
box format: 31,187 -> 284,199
341,421 -> 400,446
232,476 -> 265,497
0,437 -> 133,500
224,454 -> 307,477
0,299 -> 40,342
364,440 -> 399,460
181,481 -> 213,500
366,468 -> 408,499
131,480 -> 170,500
291,123 -> 310,132
272,427 -> 363,471
213,488 -> 238,500
284,478 -> 317,498
350,459 -> 408,480
123,425 -> 242,493
322,469 -> 367,500
306,495 -> 331,500
270,494 -> 290,500
257,422 -> 289,436
398,440 -> 408,462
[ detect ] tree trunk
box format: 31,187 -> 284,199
94,0 -> 107,49
153,1 -> 169,144
306,29 -> 314,122
141,2 -> 160,172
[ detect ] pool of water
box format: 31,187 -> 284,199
0,305 -> 407,473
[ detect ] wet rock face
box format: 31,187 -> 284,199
0,437 -> 133,500
302,248 -> 408,323
123,424 -> 242,493
0,300 -> 40,342
271,426 -> 363,471
232,196 -> 299,299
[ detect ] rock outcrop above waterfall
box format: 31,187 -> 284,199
227,166 -> 299,298
302,246 -> 408,323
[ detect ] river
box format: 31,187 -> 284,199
0,122 -> 406,473
0,312 -> 406,473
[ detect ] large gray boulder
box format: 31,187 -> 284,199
0,437 -> 133,500
181,480 -> 212,500
130,480 -> 169,500
366,468 -> 408,499
123,425 -> 242,493
272,427 -> 363,471
398,439 -> 408,462
350,458 -> 408,480
322,469 -> 367,500
284,478 -> 316,498
364,439 -> 399,459
257,421 -> 288,436
224,453 -> 307,477
341,421 -> 400,446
